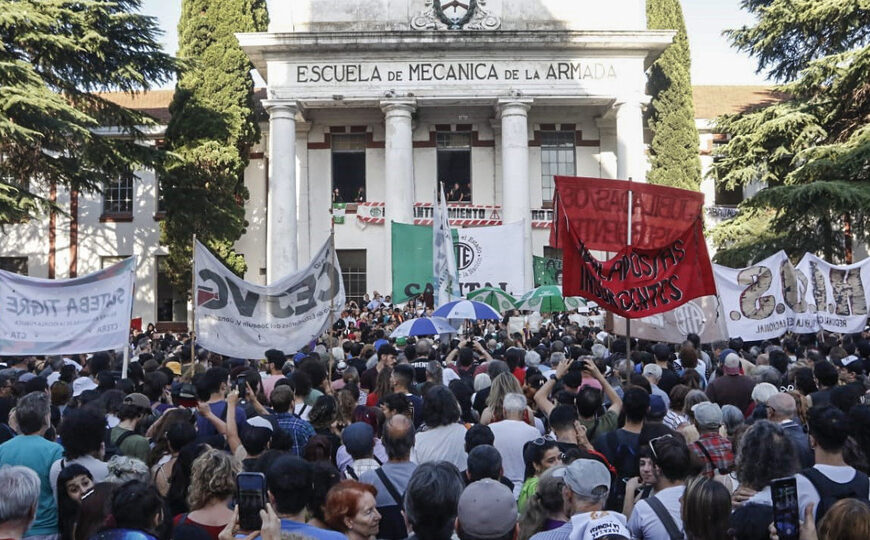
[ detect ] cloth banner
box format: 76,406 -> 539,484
434,185 -> 460,306
609,295 -> 727,344
194,239 -> 344,359
534,256 -> 563,286
715,251 -> 870,339
391,222 -> 524,303
554,176 -> 716,319
0,257 -> 136,355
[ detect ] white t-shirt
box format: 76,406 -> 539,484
412,423 -> 468,472
627,485 -> 685,540
748,464 -> 870,521
489,419 -> 541,497
294,401 -> 311,421
50,455 -> 110,500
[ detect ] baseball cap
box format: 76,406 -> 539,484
342,422 -> 375,456
569,511 -> 630,540
554,459 -> 611,498
165,361 -> 182,376
692,401 -> 723,429
246,416 -> 274,432
457,479 -> 518,539
839,355 -> 864,373
642,364 -> 662,379
123,392 -> 151,410
648,395 -> 667,419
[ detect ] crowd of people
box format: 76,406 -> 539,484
2,296 -> 870,540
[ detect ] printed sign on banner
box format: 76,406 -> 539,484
0,258 -> 136,355
391,222 -> 524,303
534,256 -> 563,286
609,295 -> 727,344
794,254 -> 870,334
194,239 -> 344,359
714,251 -> 797,340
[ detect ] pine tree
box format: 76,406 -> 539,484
0,0 -> 178,222
160,0 -> 268,288
645,0 -> 701,191
710,0 -> 870,266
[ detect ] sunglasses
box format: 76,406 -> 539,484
531,436 -> 556,446
648,434 -> 674,461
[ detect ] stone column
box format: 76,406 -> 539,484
615,98 -> 645,182
263,100 -> 298,283
380,99 -> 416,292
498,98 -> 534,291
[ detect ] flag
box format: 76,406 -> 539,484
433,183 -> 460,306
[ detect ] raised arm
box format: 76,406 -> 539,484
583,359 -> 622,414
534,356 -> 574,417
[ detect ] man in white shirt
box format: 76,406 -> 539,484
489,392 -> 541,497
627,433 -> 692,539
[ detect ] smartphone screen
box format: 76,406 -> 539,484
236,472 -> 266,532
771,476 -> 800,540
237,375 -> 247,401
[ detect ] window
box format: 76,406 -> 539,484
156,256 -> 188,322
0,257 -> 28,275
103,176 -> 134,215
156,173 -> 166,214
714,180 -> 744,206
101,256 -> 128,269
437,132 -> 472,202
540,131 -> 576,202
337,249 -> 367,305
332,134 -> 367,203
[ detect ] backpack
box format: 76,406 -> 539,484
603,429 -> 638,511
374,468 -> 409,540
802,467 -> 870,524
104,428 -> 136,460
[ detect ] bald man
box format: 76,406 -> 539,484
767,392 -> 813,468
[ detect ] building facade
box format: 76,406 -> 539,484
0,1 -> 777,327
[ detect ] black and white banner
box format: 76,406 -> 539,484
194,239 -> 345,359
714,252 -> 870,339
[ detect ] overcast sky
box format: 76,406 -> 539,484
140,0 -> 771,87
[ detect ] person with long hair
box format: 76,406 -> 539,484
324,480 -> 381,540
681,476 -> 731,540
74,483 -> 117,540
517,438 -> 562,512
173,448 -> 240,540
481,372 -> 534,426
517,466 -> 569,540
152,421 -> 196,497
56,464 -> 94,540
365,367 -> 393,407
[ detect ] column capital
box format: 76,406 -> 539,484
380,99 -> 417,116
496,98 -> 533,118
262,99 -> 299,119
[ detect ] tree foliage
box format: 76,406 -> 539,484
0,0 -> 179,222
711,0 -> 870,265
160,0 -> 268,289
645,0 -> 701,191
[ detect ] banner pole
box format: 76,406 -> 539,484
121,258 -> 135,381
626,179 -> 633,361
189,234 -> 197,377
328,217 -> 336,386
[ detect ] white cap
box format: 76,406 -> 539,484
72,377 -> 98,397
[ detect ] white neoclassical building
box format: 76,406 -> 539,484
0,0 -> 781,328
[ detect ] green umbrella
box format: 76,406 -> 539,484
466,287 -> 518,313
516,285 -> 585,313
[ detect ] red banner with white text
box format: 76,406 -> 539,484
554,176 -> 716,319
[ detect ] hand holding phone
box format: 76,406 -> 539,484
236,375 -> 247,401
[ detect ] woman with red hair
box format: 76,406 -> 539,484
324,480 -> 381,540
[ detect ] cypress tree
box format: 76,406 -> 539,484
160,0 -> 268,288
645,0 -> 701,191
710,0 -> 869,265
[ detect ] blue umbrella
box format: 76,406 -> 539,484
390,316 -> 458,338
432,299 -> 501,320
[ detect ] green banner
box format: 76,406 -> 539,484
391,223 -> 460,303
332,203 -> 346,224
533,255 -> 563,287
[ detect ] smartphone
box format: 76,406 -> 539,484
236,472 -> 266,532
236,375 -> 247,401
771,476 -> 800,540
